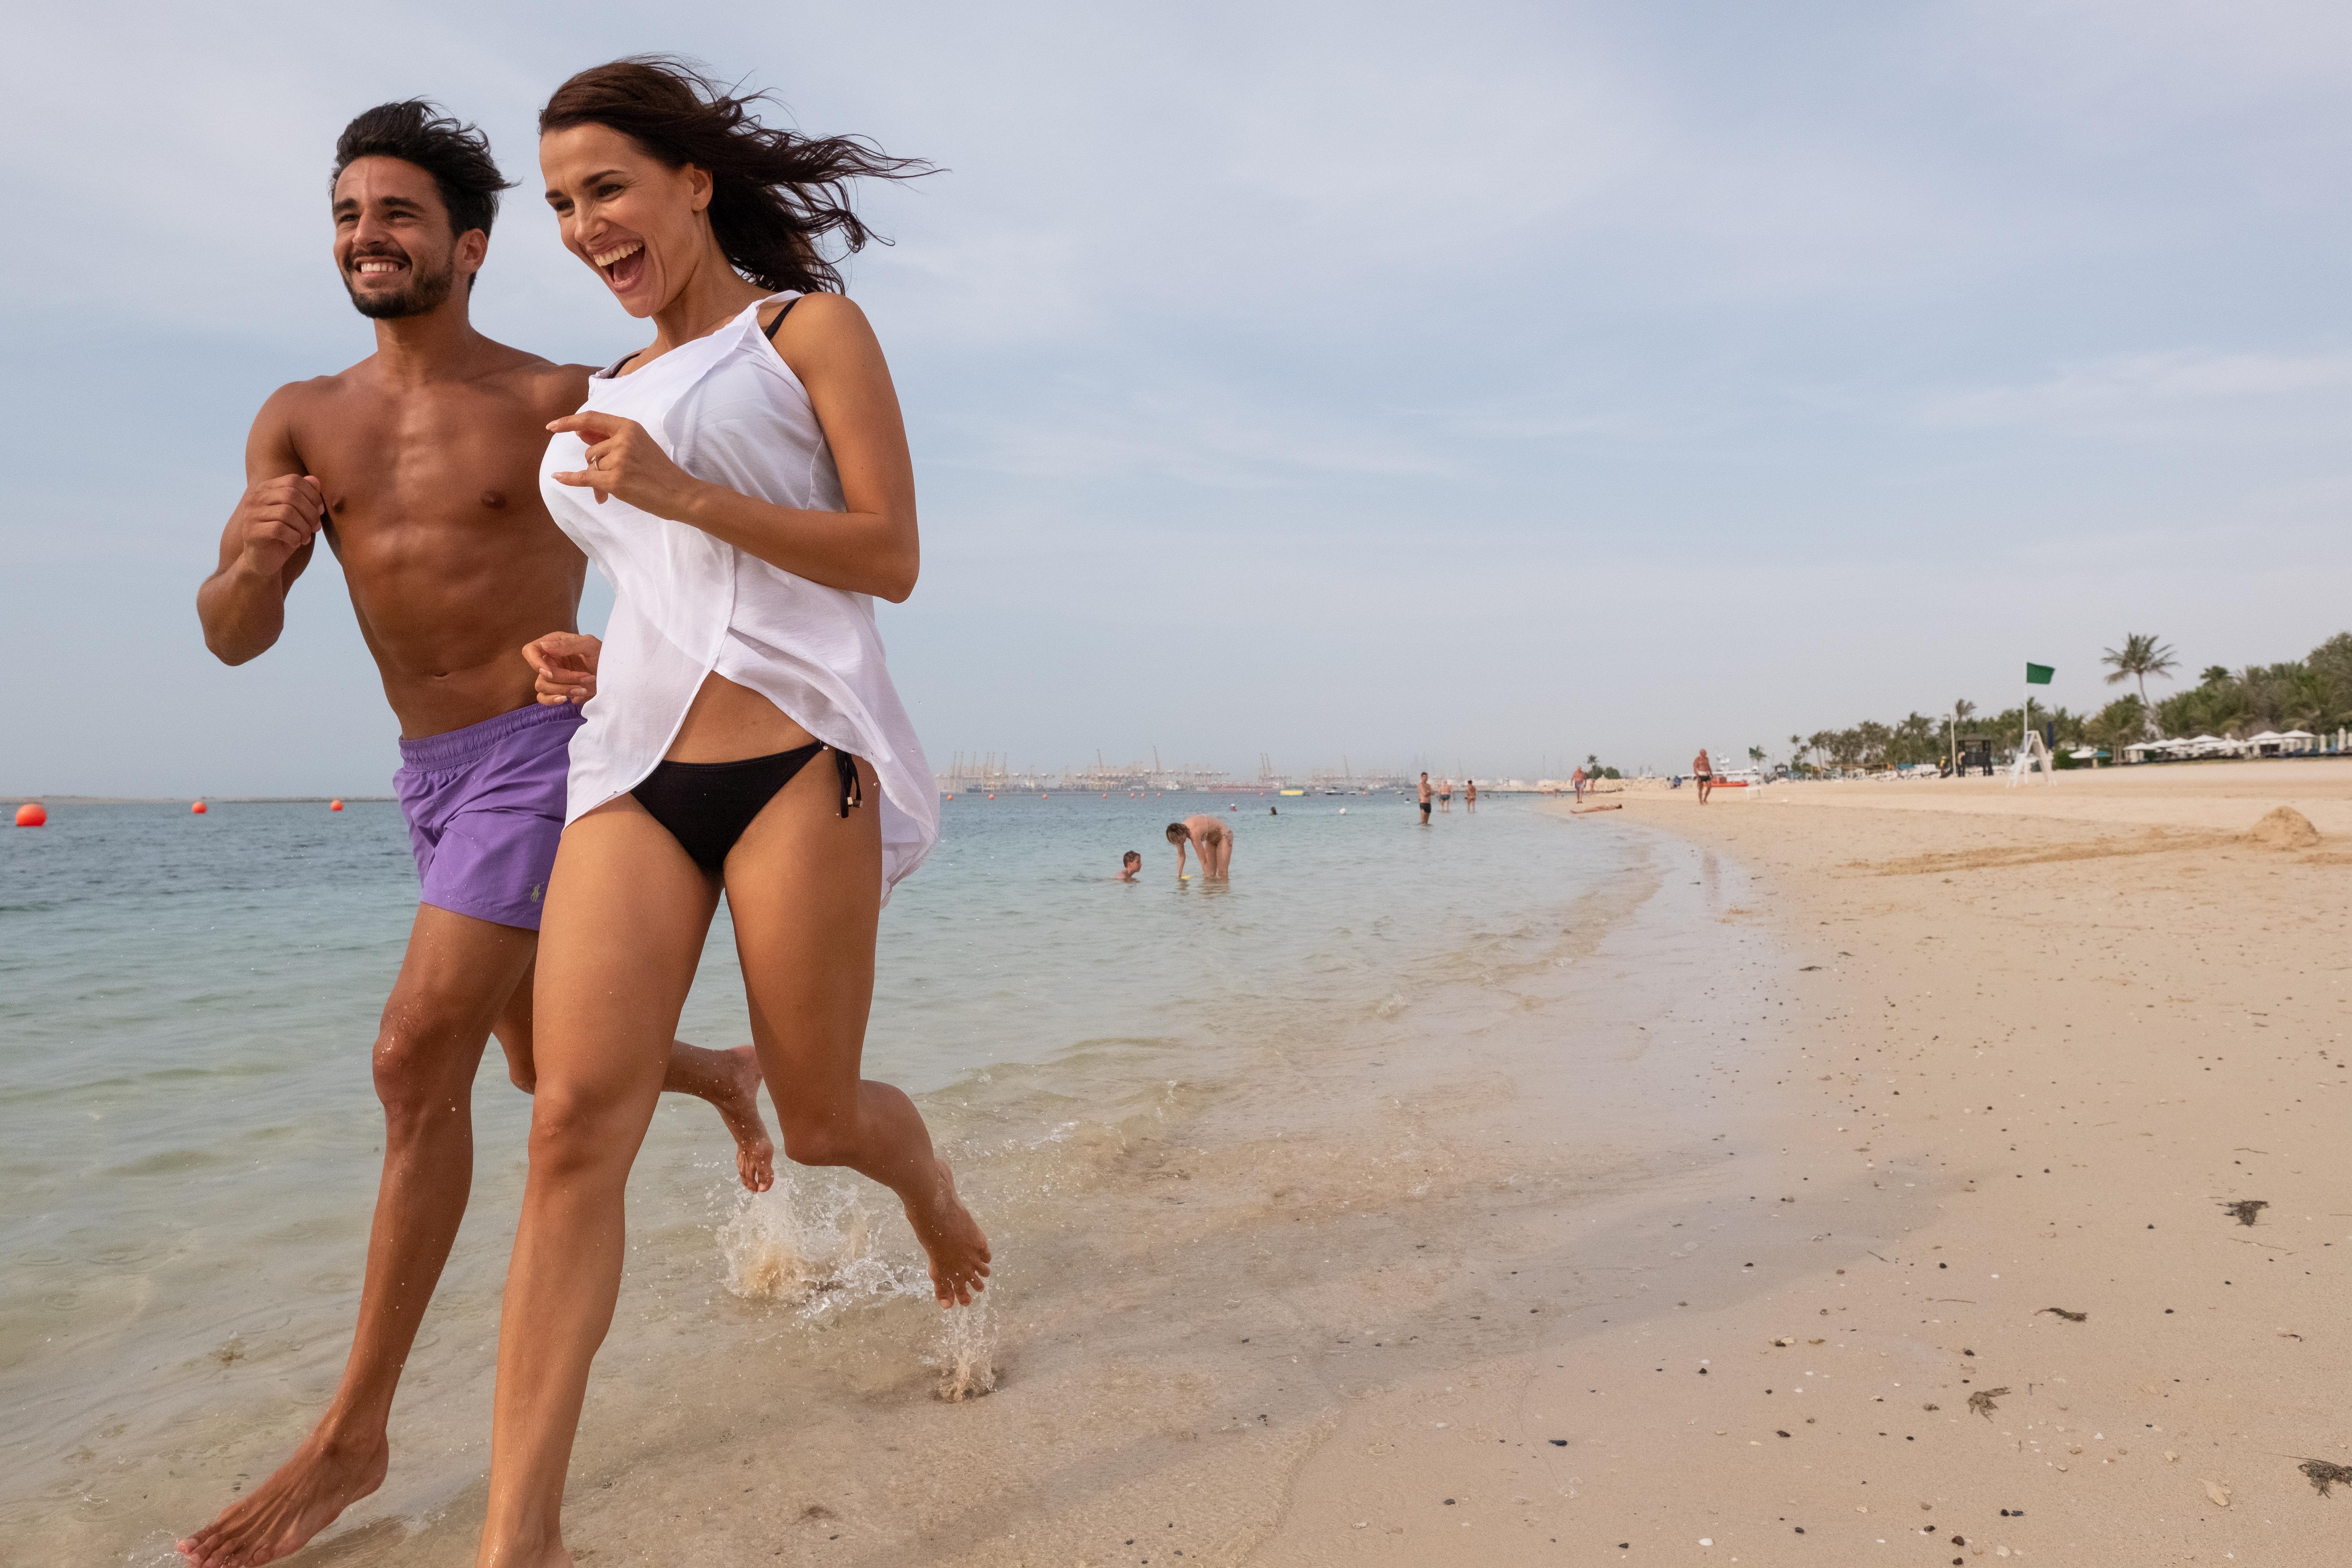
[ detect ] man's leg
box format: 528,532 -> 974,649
492,965 -> 775,1193
179,906 -> 534,1568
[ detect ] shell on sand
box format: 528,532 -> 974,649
2247,805 -> 2320,850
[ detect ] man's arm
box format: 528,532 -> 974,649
197,386 -> 325,665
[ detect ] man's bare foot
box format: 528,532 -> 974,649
710,1045 -> 775,1192
176,1426 -> 387,1567
904,1157 -> 991,1306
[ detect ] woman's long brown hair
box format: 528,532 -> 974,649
541,56 -> 931,294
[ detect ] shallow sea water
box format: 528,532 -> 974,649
0,790 -> 1763,1563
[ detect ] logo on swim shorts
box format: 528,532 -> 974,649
530,883 -> 544,902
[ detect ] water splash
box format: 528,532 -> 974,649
715,1174 -> 923,1321
929,1292 -> 998,1402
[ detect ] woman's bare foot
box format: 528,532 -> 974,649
664,1042 -> 775,1191
709,1044 -> 776,1192
177,1425 -> 388,1567
903,1158 -> 991,1306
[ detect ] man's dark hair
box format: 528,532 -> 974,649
332,100 -> 514,245
1122,850 -> 1142,864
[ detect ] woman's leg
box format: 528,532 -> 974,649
476,800 -> 719,1568
723,755 -> 991,1307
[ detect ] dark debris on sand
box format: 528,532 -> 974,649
2037,1307 -> 2087,1323
2221,1199 -> 2269,1227
2299,1459 -> 2352,1497
1967,1387 -> 2011,1419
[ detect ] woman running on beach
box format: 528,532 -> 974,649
485,58 -> 986,1565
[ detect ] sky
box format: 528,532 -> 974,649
4,0 -> 2348,793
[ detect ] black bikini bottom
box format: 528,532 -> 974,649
631,743 -> 862,873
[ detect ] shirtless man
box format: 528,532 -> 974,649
1417,771 -> 1433,824
180,102 -> 772,1568
1167,815 -> 1235,880
1438,777 -> 1453,813
1464,777 -> 1477,813
1693,748 -> 1715,804
1571,764 -> 1586,803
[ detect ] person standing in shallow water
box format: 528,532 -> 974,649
1417,771 -> 1433,824
180,101 -> 770,1568
483,59 -> 987,1566
1464,778 -> 1477,813
1167,815 -> 1233,879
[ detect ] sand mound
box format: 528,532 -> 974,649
2247,806 -> 2320,850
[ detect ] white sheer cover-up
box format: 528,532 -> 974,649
537,293 -> 938,898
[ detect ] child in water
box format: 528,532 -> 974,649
1118,850 -> 1142,881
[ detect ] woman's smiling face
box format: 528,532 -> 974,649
541,123 -> 712,318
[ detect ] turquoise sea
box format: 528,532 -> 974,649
0,788 -> 1699,1561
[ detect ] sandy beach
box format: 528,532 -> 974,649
1303,759 -> 2351,1567
13,769 -> 2348,1565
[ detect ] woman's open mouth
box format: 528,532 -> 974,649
590,239 -> 646,292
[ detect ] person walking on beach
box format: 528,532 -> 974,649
1167,814 -> 1234,879
181,102 -> 770,1568
1693,748 -> 1715,804
1417,771 -> 1433,824
1464,778 -> 1477,813
484,61 -> 987,1563
1571,763 -> 1586,803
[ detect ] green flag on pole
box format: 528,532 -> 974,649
2025,662 -> 2054,685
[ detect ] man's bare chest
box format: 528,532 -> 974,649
295,394 -> 556,541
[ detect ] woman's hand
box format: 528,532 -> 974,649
523,631 -> 603,706
547,411 -> 706,517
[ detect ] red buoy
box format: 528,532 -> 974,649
14,802 -> 46,828
330,799 -> 345,811
191,801 -> 208,814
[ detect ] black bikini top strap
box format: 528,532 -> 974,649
762,295 -> 800,341
831,746 -> 862,818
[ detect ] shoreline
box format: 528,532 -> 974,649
16,770 -> 2348,1563
1457,760 -> 2348,1564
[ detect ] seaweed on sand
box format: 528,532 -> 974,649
1968,1387 -> 2011,1419
2221,1200 -> 2269,1227
2038,1307 -> 2087,1322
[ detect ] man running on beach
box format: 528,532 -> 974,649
181,103 -> 771,1568
1417,772 -> 1433,824
1693,748 -> 1715,804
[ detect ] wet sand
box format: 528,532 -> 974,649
1281,759 -> 2350,1566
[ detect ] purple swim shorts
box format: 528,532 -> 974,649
392,702 -> 583,931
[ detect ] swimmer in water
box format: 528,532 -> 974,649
1167,815 -> 1234,880
1118,850 -> 1142,880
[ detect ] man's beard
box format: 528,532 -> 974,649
345,251 -> 456,319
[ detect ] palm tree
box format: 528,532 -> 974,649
2101,633 -> 2178,708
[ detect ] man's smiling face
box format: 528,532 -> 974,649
332,156 -> 472,319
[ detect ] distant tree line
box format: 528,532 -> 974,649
1783,631 -> 2352,774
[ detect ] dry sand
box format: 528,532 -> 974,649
1274,758 -> 2352,1566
